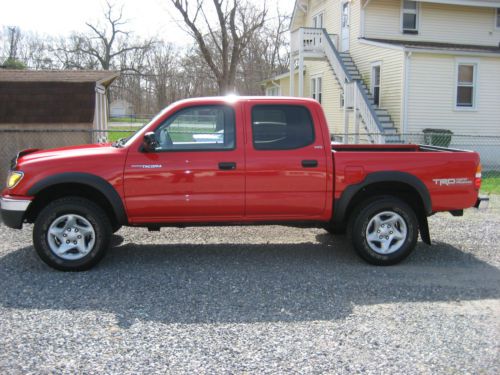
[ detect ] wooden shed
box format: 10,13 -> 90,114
0,70 -> 118,181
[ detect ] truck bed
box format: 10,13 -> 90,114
331,144 -> 473,153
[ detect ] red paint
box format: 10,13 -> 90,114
3,96 -> 481,226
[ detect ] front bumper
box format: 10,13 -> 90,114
474,196 -> 490,210
0,197 -> 32,229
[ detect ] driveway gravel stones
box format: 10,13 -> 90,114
0,196 -> 499,374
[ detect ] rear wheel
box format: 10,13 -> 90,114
33,197 -> 111,271
348,196 -> 418,265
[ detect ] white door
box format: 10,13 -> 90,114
341,2 -> 350,51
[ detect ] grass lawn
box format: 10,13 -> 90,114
109,117 -> 151,124
107,128 -> 138,142
481,172 -> 500,195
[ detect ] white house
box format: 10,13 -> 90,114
263,0 -> 500,146
110,99 -> 135,118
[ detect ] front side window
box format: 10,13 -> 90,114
251,105 -> 315,150
456,64 -> 477,108
402,0 -> 419,33
311,77 -> 322,104
154,105 -> 235,151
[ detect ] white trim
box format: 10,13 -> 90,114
360,4 -> 366,38
340,0 -> 351,52
310,75 -> 323,104
312,11 -> 325,28
405,48 -> 500,57
370,61 -> 382,107
454,59 -> 479,111
266,86 -> 281,96
360,38 -> 500,57
414,0 -> 500,8
359,38 -> 406,51
402,51 -> 412,136
401,0 -> 420,34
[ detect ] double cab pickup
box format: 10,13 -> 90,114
1,97 -> 485,270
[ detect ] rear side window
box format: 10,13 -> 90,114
251,105 -> 315,150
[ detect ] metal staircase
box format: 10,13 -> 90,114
338,52 -> 400,142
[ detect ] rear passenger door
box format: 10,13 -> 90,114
244,103 -> 328,218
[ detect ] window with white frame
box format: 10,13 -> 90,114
313,12 -> 324,28
266,86 -> 280,96
496,8 -> 500,28
401,0 -> 419,33
311,76 -> 322,104
456,63 -> 477,109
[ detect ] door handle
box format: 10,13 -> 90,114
219,162 -> 237,170
301,160 -> 318,168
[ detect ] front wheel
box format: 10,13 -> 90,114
348,197 -> 418,266
33,197 -> 111,271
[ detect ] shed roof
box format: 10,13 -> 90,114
0,70 -> 119,86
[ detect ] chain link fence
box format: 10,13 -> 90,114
1,129 -> 499,193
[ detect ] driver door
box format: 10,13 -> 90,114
124,104 -> 245,223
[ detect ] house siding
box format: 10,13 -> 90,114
407,53 -> 500,135
350,1 -> 405,130
306,59 -> 345,135
364,0 -> 500,46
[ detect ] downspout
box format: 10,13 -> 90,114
402,50 -> 412,141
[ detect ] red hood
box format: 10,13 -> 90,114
17,143 -> 114,165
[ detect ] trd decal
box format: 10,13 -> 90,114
433,178 -> 472,186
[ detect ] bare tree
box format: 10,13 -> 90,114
56,1 -> 154,70
238,9 -> 290,94
170,0 -> 267,94
0,26 -> 27,68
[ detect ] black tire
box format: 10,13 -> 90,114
33,197 -> 111,271
348,196 -> 418,266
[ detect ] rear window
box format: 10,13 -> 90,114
251,105 -> 315,150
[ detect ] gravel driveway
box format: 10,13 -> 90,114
0,197 -> 499,374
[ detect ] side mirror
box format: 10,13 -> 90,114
143,132 -> 159,152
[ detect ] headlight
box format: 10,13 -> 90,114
7,171 -> 24,189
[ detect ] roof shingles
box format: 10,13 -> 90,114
0,70 -> 119,85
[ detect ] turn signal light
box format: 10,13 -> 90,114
474,164 -> 482,190
7,171 -> 24,189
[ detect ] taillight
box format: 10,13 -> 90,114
474,164 -> 482,190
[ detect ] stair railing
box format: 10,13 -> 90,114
321,28 -> 352,86
349,81 -> 386,144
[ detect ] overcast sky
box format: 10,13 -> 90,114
1,0 -> 293,45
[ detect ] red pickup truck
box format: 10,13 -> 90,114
1,96 -> 485,271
